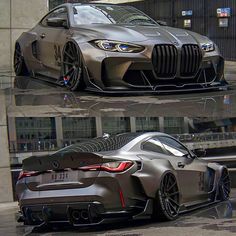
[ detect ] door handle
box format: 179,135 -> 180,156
40,33 -> 46,39
178,162 -> 185,168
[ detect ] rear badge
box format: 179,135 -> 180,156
52,161 -> 60,169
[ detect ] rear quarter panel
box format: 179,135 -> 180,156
132,156 -> 176,199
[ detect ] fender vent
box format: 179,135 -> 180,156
32,41 -> 38,59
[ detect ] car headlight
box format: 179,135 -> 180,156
92,40 -> 144,53
201,42 -> 215,52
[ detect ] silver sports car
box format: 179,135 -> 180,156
14,3 -> 227,93
16,132 -> 230,227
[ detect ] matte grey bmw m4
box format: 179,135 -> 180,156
16,132 -> 230,226
14,3 -> 227,93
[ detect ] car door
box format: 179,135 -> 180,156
36,7 -> 71,79
157,136 -> 210,205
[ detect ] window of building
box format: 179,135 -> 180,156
102,117 -> 131,135
49,0 -> 66,10
136,117 -> 160,132
62,117 -> 97,142
164,117 -> 185,134
15,117 -> 56,152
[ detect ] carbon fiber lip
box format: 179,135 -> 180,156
85,85 -> 230,95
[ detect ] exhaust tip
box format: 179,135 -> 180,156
81,210 -> 89,220
71,210 -> 80,221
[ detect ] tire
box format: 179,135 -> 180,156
14,43 -> 28,76
62,41 -> 85,91
153,172 -> 180,221
218,168 -> 230,201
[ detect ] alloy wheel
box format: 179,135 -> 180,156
14,43 -> 24,75
159,173 -> 180,219
219,169 -> 230,200
62,42 -> 83,90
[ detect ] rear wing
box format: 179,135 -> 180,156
22,152 -> 115,172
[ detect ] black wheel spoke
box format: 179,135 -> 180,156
15,50 -> 21,55
166,176 -> 171,189
65,67 -> 75,77
168,197 -> 180,207
62,42 -> 83,90
64,51 -> 75,61
63,61 -> 74,66
223,174 -> 229,180
158,173 -> 180,219
164,175 -> 168,187
164,199 -> 172,214
68,44 -> 75,56
224,185 -> 230,193
168,191 -> 179,197
14,60 -> 21,67
168,200 -> 178,214
167,180 -> 177,192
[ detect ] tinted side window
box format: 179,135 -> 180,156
158,136 -> 189,157
41,7 -> 68,26
142,138 -> 166,154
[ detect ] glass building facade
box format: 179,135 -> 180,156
164,117 -> 185,134
62,117 -> 97,142
136,117 -> 160,132
15,117 -> 56,152
102,117 -> 131,135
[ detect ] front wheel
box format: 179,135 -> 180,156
14,43 -> 28,76
218,168 -> 231,201
62,42 -> 85,91
153,172 -> 180,221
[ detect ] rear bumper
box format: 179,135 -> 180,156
20,200 -> 153,226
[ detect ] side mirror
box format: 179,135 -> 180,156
156,20 -> 168,26
193,148 -> 206,157
47,17 -> 68,28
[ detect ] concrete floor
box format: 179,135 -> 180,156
0,190 -> 236,236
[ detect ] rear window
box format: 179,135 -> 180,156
57,133 -> 140,153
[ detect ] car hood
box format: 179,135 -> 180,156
73,24 -> 209,45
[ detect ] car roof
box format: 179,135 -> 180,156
55,132 -> 172,154
53,3 -> 132,9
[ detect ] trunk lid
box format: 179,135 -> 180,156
22,151 -> 114,191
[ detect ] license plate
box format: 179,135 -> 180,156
42,171 -> 78,183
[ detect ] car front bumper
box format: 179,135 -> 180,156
79,42 -> 227,93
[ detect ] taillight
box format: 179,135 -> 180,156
79,161 -> 133,173
18,171 -> 39,180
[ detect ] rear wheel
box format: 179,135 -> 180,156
218,168 -> 230,201
153,172 -> 180,221
62,42 -> 85,91
14,43 -> 28,76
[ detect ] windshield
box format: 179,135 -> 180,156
72,5 -> 158,26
